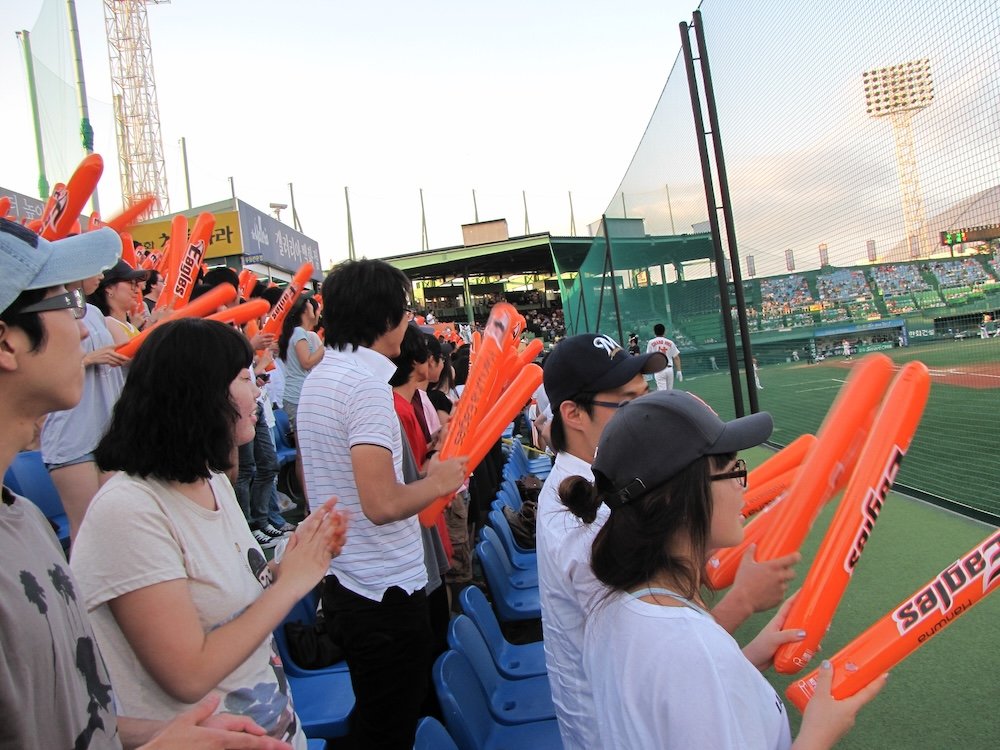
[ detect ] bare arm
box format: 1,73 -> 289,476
294,337 -> 324,370
351,443 -> 467,525
108,500 -> 345,704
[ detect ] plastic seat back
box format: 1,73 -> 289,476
433,651 -> 493,750
459,586 -> 507,661
479,526 -> 515,578
414,716 -> 459,750
447,615 -> 501,696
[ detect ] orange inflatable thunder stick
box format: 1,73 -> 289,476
774,361 -> 931,674
39,154 -> 103,240
260,263 -> 314,338
707,354 -> 895,588
207,299 -> 271,327
786,527 -> 1000,711
116,283 -> 237,358
741,465 -> 802,520
155,213 -> 215,311
754,353 -> 896,561
747,433 -> 816,489
103,195 -> 156,234
418,302 -> 520,527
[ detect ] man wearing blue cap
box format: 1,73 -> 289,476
537,332 -> 800,750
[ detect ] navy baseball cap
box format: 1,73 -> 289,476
0,218 -> 120,315
593,390 -> 773,509
543,332 -> 667,411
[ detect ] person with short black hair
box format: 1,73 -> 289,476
562,390 -> 886,749
72,318 -> 346,748
647,322 -> 683,389
298,259 -> 467,749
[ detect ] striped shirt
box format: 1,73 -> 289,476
297,346 -> 428,601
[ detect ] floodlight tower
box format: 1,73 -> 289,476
863,59 -> 934,258
103,0 -> 170,216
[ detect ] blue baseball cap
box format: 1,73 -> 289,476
0,218 -> 120,315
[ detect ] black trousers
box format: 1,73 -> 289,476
323,575 -> 433,750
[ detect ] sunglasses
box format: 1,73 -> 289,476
19,288 -> 87,320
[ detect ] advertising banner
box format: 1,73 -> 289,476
130,210 -> 242,260
236,200 -> 322,280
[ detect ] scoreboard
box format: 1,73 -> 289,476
939,224 -> 1000,246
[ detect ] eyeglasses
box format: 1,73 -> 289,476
591,399 -> 634,410
710,458 -> 748,488
19,288 -> 87,320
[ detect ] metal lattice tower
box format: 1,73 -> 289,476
863,59 -> 934,259
104,0 -> 170,216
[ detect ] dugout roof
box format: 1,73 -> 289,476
380,231 -> 715,281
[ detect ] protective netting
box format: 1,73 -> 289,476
21,0 -> 115,203
569,0 -> 1000,517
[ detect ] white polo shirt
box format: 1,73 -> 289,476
297,345 -> 427,601
536,450 -> 609,750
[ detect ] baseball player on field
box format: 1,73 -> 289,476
646,323 -> 683,390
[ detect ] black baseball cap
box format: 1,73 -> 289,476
543,332 -> 667,410
593,390 -> 773,509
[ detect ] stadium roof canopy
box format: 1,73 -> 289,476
380,230 -> 715,281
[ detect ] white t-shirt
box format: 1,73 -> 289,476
70,472 -> 305,748
647,336 -> 679,365
585,593 -> 792,750
297,346 -> 427,600
536,451 -> 608,750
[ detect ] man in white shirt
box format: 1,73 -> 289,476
646,322 -> 682,390
537,332 -> 800,750
297,259 -> 466,749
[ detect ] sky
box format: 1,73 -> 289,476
1,0 -> 698,270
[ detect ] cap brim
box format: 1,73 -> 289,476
711,411 -> 774,454
28,228 -> 121,291
589,351 -> 668,393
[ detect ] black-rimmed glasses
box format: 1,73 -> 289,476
591,399 -> 634,410
710,458 -> 748,488
19,288 -> 87,320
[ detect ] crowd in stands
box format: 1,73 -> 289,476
759,274 -> 815,318
816,268 -> 873,302
929,258 -> 994,289
871,263 -> 930,296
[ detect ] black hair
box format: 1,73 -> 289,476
0,287 -> 50,351
389,324 -> 429,387
560,451 -> 735,600
142,270 -> 160,296
452,345 -> 470,386
426,388 -> 453,415
95,318 -> 254,483
259,286 -> 283,308
549,394 -> 596,453
322,259 -> 410,351
654,323 -> 665,336
249,280 -> 269,299
201,266 -> 240,291
278,296 -> 319,361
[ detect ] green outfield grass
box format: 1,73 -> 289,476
681,339 -> 1000,518
721,458 -> 1000,749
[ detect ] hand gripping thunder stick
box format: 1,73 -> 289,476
774,361 -> 931,674
116,283 -> 238,358
707,354 -> 895,588
418,303 -> 518,527
787,527 -> 1000,711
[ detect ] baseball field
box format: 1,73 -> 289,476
683,343 -> 1000,747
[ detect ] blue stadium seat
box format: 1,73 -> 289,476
480,526 -> 536,586
447,616 -> 555,724
433,651 -> 563,750
459,586 -> 546,680
306,740 -> 327,750
273,588 -> 349,678
485,512 -> 537,571
414,716 -> 459,750
4,450 -> 70,550
475,535 -> 540,621
287,671 -> 354,740
271,408 -> 297,468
